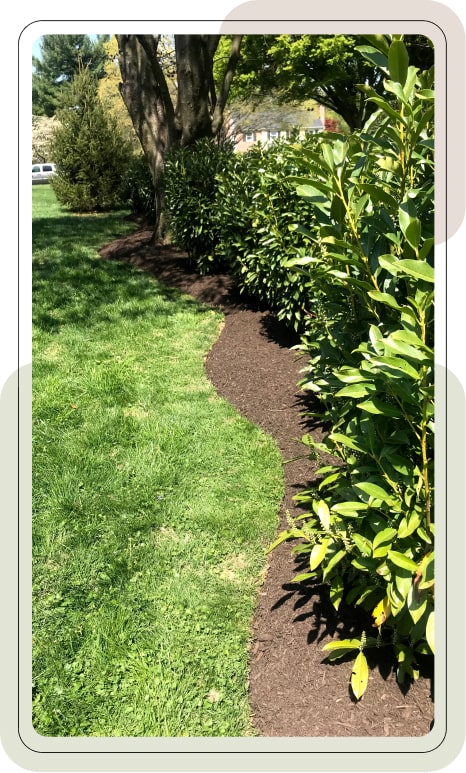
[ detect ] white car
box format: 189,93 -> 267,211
32,163 -> 56,184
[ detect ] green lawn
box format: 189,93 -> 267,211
32,187 -> 284,736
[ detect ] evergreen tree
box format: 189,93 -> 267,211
50,65 -> 131,212
32,34 -> 110,116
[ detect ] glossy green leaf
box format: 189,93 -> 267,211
384,78 -> 409,105
357,397 -> 403,417
323,549 -> 346,580
367,290 -> 402,310
370,355 -> 420,380
398,511 -> 421,538
372,527 -> 398,551
356,45 -> 389,71
384,335 -> 428,361
314,499 -> 331,530
418,551 -> 434,589
399,200 -> 421,250
328,433 -> 367,453
379,254 -> 434,283
322,639 -> 361,658
395,570 -> 413,602
387,550 -> 418,572
355,481 -> 394,503
417,526 -> 433,544
335,368 -> 371,384
390,329 -> 431,351
398,259 -> 434,283
331,502 -> 369,516
335,383 -> 373,399
318,472 -> 341,489
352,532 -> 372,556
388,39 -> 409,85
351,555 -> 379,572
361,35 -> 390,56
407,585 -> 427,624
322,143 -> 335,170
291,571 -> 317,584
329,575 -> 344,610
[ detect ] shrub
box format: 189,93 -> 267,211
164,138 -> 235,273
50,65 -> 131,212
215,137 -> 320,330
269,35 -> 435,698
120,152 -> 156,223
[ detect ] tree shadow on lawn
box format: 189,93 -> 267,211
33,217 -> 210,335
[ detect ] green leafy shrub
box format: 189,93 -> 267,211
120,152 -> 156,223
164,138 -> 235,273
164,133 -> 323,331
269,35 -> 435,699
215,138 -> 320,330
50,65 -> 131,212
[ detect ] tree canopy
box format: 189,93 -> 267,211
217,34 -> 433,132
33,34 -> 110,116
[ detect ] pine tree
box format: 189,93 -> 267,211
32,35 -> 109,116
50,65 -> 131,212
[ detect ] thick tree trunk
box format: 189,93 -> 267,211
117,34 -> 179,241
117,34 -> 243,242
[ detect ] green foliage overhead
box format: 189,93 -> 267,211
32,34 -> 110,116
50,65 -> 131,212
216,34 -> 433,132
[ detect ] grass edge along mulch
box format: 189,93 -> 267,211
32,187 -> 284,736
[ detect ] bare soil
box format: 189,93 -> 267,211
99,226 -> 434,737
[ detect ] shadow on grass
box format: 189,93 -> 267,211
33,213 -> 208,333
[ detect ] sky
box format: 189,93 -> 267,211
32,33 -> 100,61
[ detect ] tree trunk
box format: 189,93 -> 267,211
117,35 -> 179,241
117,35 -> 243,241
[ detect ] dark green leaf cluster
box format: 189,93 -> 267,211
119,153 -> 156,223
164,133 -> 325,328
214,137 -> 322,327
164,138 -> 236,273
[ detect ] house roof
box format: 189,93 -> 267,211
229,105 -> 322,133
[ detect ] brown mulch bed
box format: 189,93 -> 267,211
99,225 -> 434,738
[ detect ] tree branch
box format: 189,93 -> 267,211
211,35 -> 243,137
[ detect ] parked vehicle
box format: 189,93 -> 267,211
32,163 -> 56,184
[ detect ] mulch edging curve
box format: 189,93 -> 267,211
99,230 -> 434,737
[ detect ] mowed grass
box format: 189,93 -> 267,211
32,187 -> 284,736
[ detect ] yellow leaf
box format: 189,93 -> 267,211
426,611 -> 434,654
351,651 -> 369,700
310,539 -> 329,571
372,596 -> 390,627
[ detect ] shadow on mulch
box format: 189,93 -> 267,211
99,225 -> 434,738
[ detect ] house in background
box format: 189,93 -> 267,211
227,103 -> 328,152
